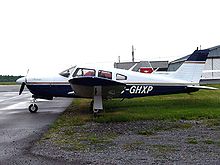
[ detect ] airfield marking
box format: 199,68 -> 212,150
0,92 -> 29,103
0,102 -> 28,111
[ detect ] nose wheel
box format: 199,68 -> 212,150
28,104 -> 38,113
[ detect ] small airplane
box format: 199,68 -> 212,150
17,48 -> 217,114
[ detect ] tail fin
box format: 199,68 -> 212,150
171,49 -> 210,83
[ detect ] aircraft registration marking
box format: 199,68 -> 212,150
129,85 -> 153,94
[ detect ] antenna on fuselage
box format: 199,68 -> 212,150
25,69 -> 29,82
132,45 -> 135,62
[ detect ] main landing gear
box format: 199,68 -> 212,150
28,98 -> 38,113
90,100 -> 101,117
91,86 -> 103,117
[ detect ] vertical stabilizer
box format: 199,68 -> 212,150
171,49 -> 210,84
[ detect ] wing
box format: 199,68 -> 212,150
69,76 -> 124,86
68,76 -> 126,98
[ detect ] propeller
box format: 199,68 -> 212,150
17,69 -> 29,95
19,82 -> 26,95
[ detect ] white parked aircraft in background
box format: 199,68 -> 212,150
17,49 -> 216,114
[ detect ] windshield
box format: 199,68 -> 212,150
59,66 -> 76,78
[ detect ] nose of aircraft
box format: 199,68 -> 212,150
16,77 -> 26,84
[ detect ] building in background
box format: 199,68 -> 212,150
114,61 -> 168,72
168,45 -> 220,83
114,45 -> 220,84
114,45 -> 168,72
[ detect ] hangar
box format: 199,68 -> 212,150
114,45 -> 220,84
168,45 -> 220,83
114,61 -> 168,72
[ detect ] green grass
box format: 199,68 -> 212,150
123,141 -> 144,151
42,99 -> 117,151
138,130 -> 155,136
61,86 -> 220,123
203,119 -> 220,127
203,139 -> 215,145
94,85 -> 220,122
42,84 -> 220,150
0,82 -> 16,85
186,138 -> 217,145
187,137 -> 198,144
138,122 -> 192,136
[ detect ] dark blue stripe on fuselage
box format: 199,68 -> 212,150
26,84 -> 73,98
123,85 -> 198,98
26,84 -> 199,99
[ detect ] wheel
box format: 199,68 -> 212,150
28,104 -> 38,113
93,109 -> 99,117
93,109 -> 99,113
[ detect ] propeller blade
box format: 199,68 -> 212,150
19,82 -> 25,95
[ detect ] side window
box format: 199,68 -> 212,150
83,69 -> 96,76
75,69 -> 83,76
73,68 -> 96,77
98,70 -> 112,79
116,74 -> 127,80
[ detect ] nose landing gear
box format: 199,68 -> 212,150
28,98 -> 38,113
28,104 -> 38,113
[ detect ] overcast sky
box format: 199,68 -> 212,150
0,0 -> 220,75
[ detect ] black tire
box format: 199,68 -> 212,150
28,104 -> 38,113
93,109 -> 99,118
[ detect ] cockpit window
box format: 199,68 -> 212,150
59,66 -> 76,78
98,70 -> 112,79
73,68 -> 96,77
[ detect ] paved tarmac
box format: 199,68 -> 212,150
0,85 -> 73,164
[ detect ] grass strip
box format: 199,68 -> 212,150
0,82 -> 16,85
42,84 -> 220,151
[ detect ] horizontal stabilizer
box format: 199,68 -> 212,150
203,70 -> 220,73
187,85 -> 218,90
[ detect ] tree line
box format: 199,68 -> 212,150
0,75 -> 23,82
